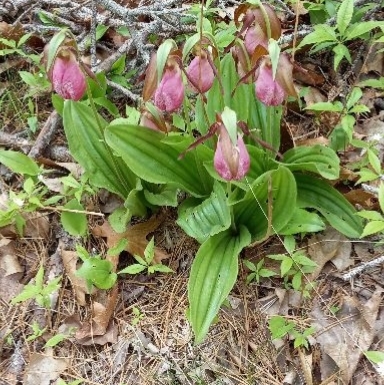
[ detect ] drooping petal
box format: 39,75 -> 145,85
275,52 -> 297,98
154,66 -> 184,113
255,63 -> 285,106
186,55 -> 215,93
51,53 -> 86,101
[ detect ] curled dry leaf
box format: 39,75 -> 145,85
0,240 -> 24,302
75,285 -> 119,343
23,352 -> 68,385
61,249 -> 89,306
307,228 -> 353,280
311,290 -> 382,383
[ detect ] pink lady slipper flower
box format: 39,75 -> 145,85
239,4 -> 281,56
186,53 -> 215,93
255,61 -> 285,106
50,49 -> 86,101
214,124 -> 250,181
154,60 -> 184,113
255,54 -> 296,106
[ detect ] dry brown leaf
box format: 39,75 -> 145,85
23,352 -> 68,385
92,215 -> 170,266
0,240 -> 24,302
61,249 -> 89,306
302,86 -> 327,106
361,49 -> 384,75
0,241 -> 23,277
76,321 -> 118,346
311,290 -> 382,384
344,189 -> 377,209
362,119 -> 384,161
307,228 -> 352,279
75,285 -> 118,340
0,212 -> 49,239
294,66 -> 326,87
296,136 -> 329,147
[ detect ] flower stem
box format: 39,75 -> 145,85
227,182 -> 237,233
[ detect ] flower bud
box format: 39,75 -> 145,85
186,54 -> 214,93
255,62 -> 285,106
50,50 -> 86,101
214,125 -> 250,181
154,64 -> 184,113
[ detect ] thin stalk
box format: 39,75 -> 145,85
227,182 -> 237,233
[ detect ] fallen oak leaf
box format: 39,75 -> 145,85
92,214 -> 170,267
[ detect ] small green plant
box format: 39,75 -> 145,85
351,140 -> 383,184
75,237 -> 173,291
44,327 -> 76,348
357,182 -> 384,238
0,33 -> 40,63
305,87 -> 370,151
131,306 -> 145,326
267,236 -> 317,296
297,0 -> 383,70
243,258 -> 277,284
75,245 -> 118,292
268,315 -> 315,349
11,265 -> 62,308
26,321 -> 47,342
119,237 -> 174,275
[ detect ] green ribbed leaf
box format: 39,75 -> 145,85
234,166 -> 297,241
188,227 -> 251,344
0,150 -> 40,176
279,208 -> 325,235
177,182 -> 231,243
295,173 -> 363,238
282,145 -> 340,180
105,124 -> 213,197
63,101 -> 135,198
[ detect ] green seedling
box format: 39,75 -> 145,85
75,245 -> 117,292
44,327 -> 76,348
357,182 -> 384,238
243,258 -> 277,284
26,321 -> 47,342
119,237 -> 174,275
268,237 -> 317,296
131,306 -> 145,326
11,265 -> 62,308
268,315 -> 315,349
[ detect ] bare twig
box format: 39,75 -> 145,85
29,111 -> 61,159
0,131 -> 32,153
341,255 -> 384,280
106,79 -> 140,102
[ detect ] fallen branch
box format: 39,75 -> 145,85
341,255 -> 384,280
29,111 -> 61,159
